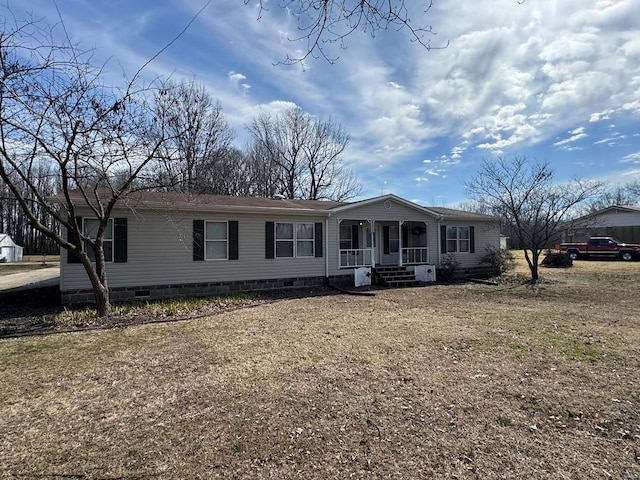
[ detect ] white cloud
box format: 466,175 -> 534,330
621,152 -> 640,163
228,71 -> 246,85
594,134 -> 626,146
554,127 -> 588,147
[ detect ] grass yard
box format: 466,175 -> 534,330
0,262 -> 57,276
1,254 -> 639,479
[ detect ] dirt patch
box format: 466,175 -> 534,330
0,254 -> 639,479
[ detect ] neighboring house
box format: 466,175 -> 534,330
0,233 -> 23,263
562,205 -> 640,244
59,192 -> 501,305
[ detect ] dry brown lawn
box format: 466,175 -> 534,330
1,253 -> 639,479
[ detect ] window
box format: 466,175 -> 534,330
388,225 -> 399,253
275,223 -> 294,257
84,218 -> 113,262
193,220 -> 238,261
274,222 -> 315,258
296,223 -> 314,257
446,226 -> 471,253
339,225 -> 352,249
205,221 -> 228,260
266,222 -> 322,259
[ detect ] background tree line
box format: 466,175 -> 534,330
1,78 -> 359,255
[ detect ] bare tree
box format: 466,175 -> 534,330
584,182 -> 640,213
246,107 -> 359,200
248,0 -> 446,64
627,180 -> 640,199
0,12 -> 177,315
0,160 -> 59,254
465,156 -> 602,282
303,116 -> 360,200
153,80 -> 234,194
247,108 -> 307,199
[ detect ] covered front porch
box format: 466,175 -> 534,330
338,219 -> 429,269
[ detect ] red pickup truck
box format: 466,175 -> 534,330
560,237 -> 640,261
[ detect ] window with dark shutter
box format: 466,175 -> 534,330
229,221 -> 239,260
114,218 -> 127,263
470,226 -> 475,253
265,222 -> 275,259
193,220 -> 205,261
314,222 -> 323,258
67,216 -> 82,264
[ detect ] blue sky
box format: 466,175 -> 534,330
12,0 -> 640,206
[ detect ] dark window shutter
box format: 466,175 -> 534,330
383,226 -> 390,255
114,218 -> 128,263
265,222 -> 275,259
229,220 -> 239,260
351,224 -> 359,249
193,220 -> 204,261
440,225 -> 447,254
67,216 -> 82,264
469,226 -> 475,253
314,222 -> 323,258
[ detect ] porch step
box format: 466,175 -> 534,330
374,267 -> 421,288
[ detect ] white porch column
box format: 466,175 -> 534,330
398,220 -> 404,267
325,216 -> 330,277
369,220 -> 376,267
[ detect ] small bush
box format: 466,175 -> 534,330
496,415 -> 513,427
437,254 -> 460,282
480,246 -> 516,276
541,251 -> 573,268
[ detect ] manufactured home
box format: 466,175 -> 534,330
59,192 -> 500,305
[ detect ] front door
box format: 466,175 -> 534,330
377,223 -> 400,266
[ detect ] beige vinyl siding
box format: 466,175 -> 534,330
439,220 -> 501,269
61,208 -> 326,292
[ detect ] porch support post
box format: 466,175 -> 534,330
369,220 -> 375,268
325,216 -> 330,277
399,220 -> 404,267
425,221 -> 430,264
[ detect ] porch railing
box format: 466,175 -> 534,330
339,248 -> 373,268
402,247 -> 429,265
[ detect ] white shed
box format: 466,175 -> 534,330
0,233 -> 23,263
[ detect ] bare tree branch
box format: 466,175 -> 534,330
247,0 -> 448,64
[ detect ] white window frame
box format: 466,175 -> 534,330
205,221 -> 228,261
296,223 -> 315,258
446,226 -> 470,253
388,225 -> 399,254
339,224 -> 353,250
275,222 -> 315,258
83,218 -> 113,263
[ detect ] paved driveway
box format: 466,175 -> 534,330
0,264 -> 60,291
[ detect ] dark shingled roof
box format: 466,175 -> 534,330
60,189 -> 345,212
56,189 -> 499,220
427,206 -> 498,221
